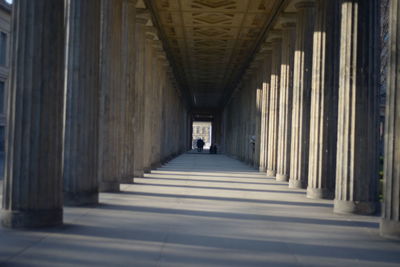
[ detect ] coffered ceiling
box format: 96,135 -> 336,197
145,0 -> 287,109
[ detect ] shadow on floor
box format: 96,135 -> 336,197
133,182 -> 306,195
98,203 -> 378,228
119,191 -> 333,208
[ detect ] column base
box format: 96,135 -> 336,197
306,187 -> 334,199
151,162 -> 161,169
134,170 -> 144,178
64,191 -> 99,206
143,167 -> 151,174
120,177 -> 134,184
99,182 -> 120,193
1,209 -> 63,228
276,173 -> 288,182
333,199 -> 379,215
289,179 -> 306,189
380,219 -> 400,240
266,169 -> 276,177
259,167 -> 266,172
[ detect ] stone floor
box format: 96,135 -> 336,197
0,153 -> 400,266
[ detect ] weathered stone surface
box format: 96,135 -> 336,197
1,0 -> 65,228
334,0 -> 380,215
133,16 -> 147,178
276,24 -> 295,182
98,0 -> 124,192
259,53 -> 272,172
266,39 -> 282,177
289,2 -> 315,189
143,33 -> 155,173
120,0 -> 136,184
307,0 -> 340,199
380,0 -> 400,240
63,0 -> 101,206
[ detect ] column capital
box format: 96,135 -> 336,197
124,0 -> 137,4
136,10 -> 151,24
136,0 -> 146,8
295,1 -> 315,10
277,12 -> 297,24
281,22 -> 296,29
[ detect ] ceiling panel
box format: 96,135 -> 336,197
149,0 -> 284,108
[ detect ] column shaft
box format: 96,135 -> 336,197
276,25 -> 296,181
133,19 -> 146,178
143,35 -> 154,173
255,72 -> 262,168
380,0 -> 400,239
1,0 -> 65,228
289,3 -> 315,189
98,0 -> 124,192
120,0 -> 136,183
266,40 -> 282,177
259,54 -> 272,172
307,0 -> 340,199
63,0 -> 101,205
334,0 -> 380,214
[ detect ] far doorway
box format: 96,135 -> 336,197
192,121 -> 212,150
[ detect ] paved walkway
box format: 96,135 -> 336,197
0,153 -> 400,266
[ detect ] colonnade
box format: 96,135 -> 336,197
1,0 -> 189,228
1,0 -> 399,241
222,0 -> 400,239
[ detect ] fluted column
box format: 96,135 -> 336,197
133,16 -> 146,178
63,0 -> 101,205
1,0 -> 65,228
266,39 -> 282,177
98,0 -> 124,192
276,23 -> 296,182
259,53 -> 272,172
150,42 -> 160,169
380,0 -> 400,239
255,71 -> 263,168
120,0 -> 136,183
143,32 -> 155,173
151,46 -> 164,169
289,2 -> 315,189
307,0 -> 340,199
334,0 -> 380,214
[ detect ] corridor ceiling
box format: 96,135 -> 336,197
145,0 -> 287,109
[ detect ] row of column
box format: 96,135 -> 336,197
1,0 -> 189,228
223,0 -> 400,239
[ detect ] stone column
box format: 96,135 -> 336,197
380,0 -> 400,239
255,71 -> 263,168
276,23 -> 296,182
120,0 -> 136,184
1,0 -> 65,228
63,0 -> 101,206
149,40 -> 160,169
133,15 -> 146,178
151,45 -> 164,169
98,0 -> 123,192
259,52 -> 272,172
307,0 -> 340,199
143,31 -> 155,173
289,2 -> 315,189
266,39 -> 282,177
334,0 -> 380,214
